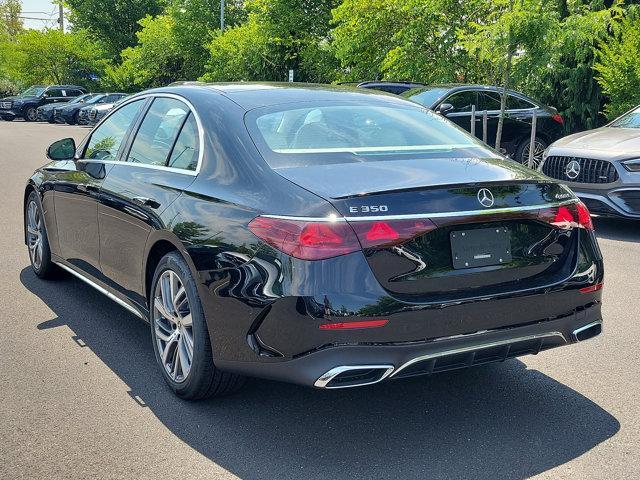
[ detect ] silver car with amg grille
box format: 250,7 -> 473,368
540,106 -> 640,219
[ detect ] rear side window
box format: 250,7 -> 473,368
508,95 -> 536,110
126,97 -> 189,167
84,100 -> 144,160
167,114 -> 199,171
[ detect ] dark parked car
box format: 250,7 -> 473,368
37,93 -> 96,123
54,93 -> 128,125
401,84 -> 565,166
24,83 -> 603,399
0,85 -> 87,121
540,105 -> 640,219
86,95 -> 131,125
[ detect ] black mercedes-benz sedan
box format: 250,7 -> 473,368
24,83 -> 603,399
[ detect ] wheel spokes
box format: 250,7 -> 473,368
153,269 -> 193,383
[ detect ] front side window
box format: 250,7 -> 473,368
444,91 -> 477,113
84,100 -> 144,160
247,102 -> 488,168
126,97 -> 189,166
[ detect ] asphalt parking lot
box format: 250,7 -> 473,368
1,120 -> 639,480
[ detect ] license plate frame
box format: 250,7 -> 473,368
450,227 -> 512,269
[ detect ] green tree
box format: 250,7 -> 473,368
201,0 -> 337,82
0,0 -> 22,39
460,0 -> 558,148
63,0 -> 165,56
331,0 -> 494,83
594,9 -> 640,118
3,29 -> 107,88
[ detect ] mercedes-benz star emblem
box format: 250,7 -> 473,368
565,160 -> 581,180
477,188 -> 494,208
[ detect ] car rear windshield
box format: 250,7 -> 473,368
610,107 -> 640,128
246,102 -> 488,168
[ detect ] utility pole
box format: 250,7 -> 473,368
220,0 -> 225,31
58,3 -> 64,32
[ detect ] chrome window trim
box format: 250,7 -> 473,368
81,92 -> 204,176
261,199 -> 578,223
390,332 -> 567,378
54,262 -> 145,320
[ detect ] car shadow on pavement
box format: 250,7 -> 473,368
22,267 -> 619,480
594,217 -> 640,242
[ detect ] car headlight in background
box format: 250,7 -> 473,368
622,159 -> 640,172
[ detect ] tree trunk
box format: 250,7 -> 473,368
494,47 -> 513,152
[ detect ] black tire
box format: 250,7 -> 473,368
150,252 -> 246,399
68,112 -> 78,125
515,137 -> 547,169
1,115 -> 14,121
25,191 -> 58,279
24,106 -> 37,122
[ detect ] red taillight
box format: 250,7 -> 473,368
580,283 -> 603,294
319,319 -> 389,330
552,113 -> 564,125
249,216 -> 437,260
350,218 -> 436,249
248,217 -> 361,260
538,201 -> 593,230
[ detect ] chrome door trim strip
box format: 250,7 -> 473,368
390,332 -> 567,378
54,262 -> 145,320
261,199 -> 577,223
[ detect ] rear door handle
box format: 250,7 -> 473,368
77,184 -> 99,193
132,196 -> 160,209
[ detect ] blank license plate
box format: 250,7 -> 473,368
450,227 -> 512,269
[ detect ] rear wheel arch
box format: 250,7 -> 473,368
143,235 -> 200,309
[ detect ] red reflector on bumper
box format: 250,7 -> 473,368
319,319 -> 389,330
580,283 -> 603,294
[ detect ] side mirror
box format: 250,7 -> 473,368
437,103 -> 455,115
47,138 -> 77,161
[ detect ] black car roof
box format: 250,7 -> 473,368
405,84 -> 542,106
152,82 -> 419,111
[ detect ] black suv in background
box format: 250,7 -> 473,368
401,84 -> 565,166
0,85 -> 87,122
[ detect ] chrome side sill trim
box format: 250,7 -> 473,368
390,332 -> 566,378
572,320 -> 603,341
314,365 -> 394,389
54,262 -> 145,320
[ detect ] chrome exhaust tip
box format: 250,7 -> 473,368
572,320 -> 602,342
314,365 -> 394,389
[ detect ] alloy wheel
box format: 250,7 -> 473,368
25,108 -> 37,121
26,200 -> 43,270
520,140 -> 546,169
153,270 -> 194,383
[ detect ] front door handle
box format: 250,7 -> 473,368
132,196 -> 160,209
77,184 -> 99,193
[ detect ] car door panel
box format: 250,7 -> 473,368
98,96 -> 197,305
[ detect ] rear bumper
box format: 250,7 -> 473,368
216,302 -> 602,388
